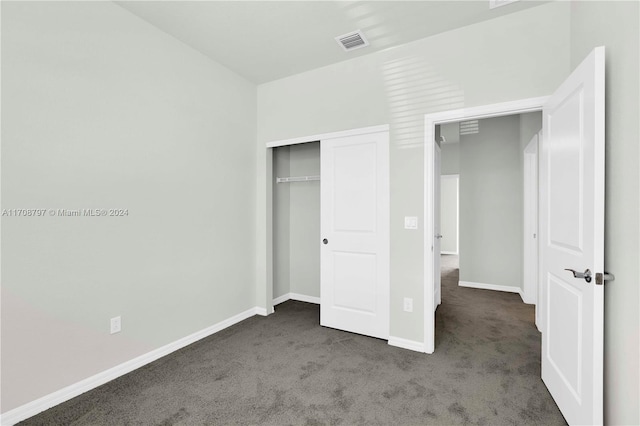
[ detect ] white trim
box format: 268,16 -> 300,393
273,292 -> 321,306
0,307 -> 260,426
441,251 -> 458,255
424,96 -> 548,355
425,97 -> 548,126
523,134 -> 539,307
265,124 -> 389,148
388,336 -> 426,353
458,280 -> 523,295
290,293 -> 320,304
273,293 -> 290,306
254,307 -> 269,316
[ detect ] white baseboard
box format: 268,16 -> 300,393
458,280 -> 523,295
272,292 -> 320,306
441,251 -> 458,255
388,336 -> 426,353
0,307 -> 260,426
255,307 -> 269,316
520,290 -> 535,305
290,293 -> 320,304
272,293 -> 290,306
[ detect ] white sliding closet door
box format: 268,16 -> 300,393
320,130 -> 389,340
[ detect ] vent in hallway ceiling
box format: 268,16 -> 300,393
335,30 -> 369,52
459,120 -> 479,135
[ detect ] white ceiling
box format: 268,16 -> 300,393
116,1 -> 548,84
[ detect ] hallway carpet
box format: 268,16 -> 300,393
22,257 -> 566,425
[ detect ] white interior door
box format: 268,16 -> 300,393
320,130 -> 389,339
434,144 -> 442,307
540,46 -> 605,425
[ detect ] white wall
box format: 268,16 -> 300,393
289,143 -> 321,298
459,115 -> 523,289
1,2 -> 257,412
569,2 -> 640,423
256,2 -> 571,342
519,112 -> 543,155
440,139 -> 460,256
273,147 -> 291,299
440,143 -> 460,176
440,175 -> 459,255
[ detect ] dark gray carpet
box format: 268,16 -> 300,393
21,256 -> 565,425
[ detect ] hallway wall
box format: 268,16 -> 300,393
459,115 -> 523,290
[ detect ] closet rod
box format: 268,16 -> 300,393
276,175 -> 320,183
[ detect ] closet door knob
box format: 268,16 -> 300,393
322,239 -> 328,245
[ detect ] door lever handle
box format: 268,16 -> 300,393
435,234 -> 443,239
565,268 -> 592,283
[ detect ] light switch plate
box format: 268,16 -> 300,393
110,316 -> 121,334
403,297 -> 413,312
404,216 -> 418,230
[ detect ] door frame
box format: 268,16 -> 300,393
263,124 -> 389,317
434,144 -> 442,308
423,97 -> 548,354
523,133 -> 540,324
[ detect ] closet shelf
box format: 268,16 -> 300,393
276,175 -> 320,183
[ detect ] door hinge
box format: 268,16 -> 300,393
595,272 -> 615,285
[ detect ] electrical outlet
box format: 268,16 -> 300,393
404,216 -> 418,230
403,297 -> 413,313
110,316 -> 121,334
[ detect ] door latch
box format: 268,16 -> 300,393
595,272 -> 615,285
564,268 -> 592,283
565,269 -> 615,285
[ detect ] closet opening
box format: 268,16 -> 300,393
265,124 -> 390,339
272,142 -> 322,308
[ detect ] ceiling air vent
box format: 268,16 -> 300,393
335,30 -> 369,52
459,120 -> 479,135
